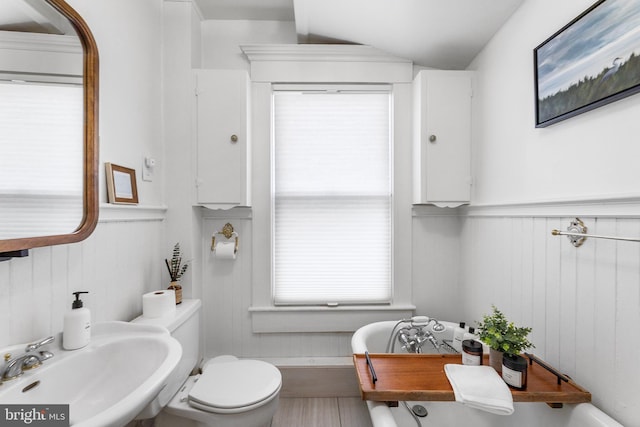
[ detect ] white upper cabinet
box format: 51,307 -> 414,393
413,70 -> 472,207
194,69 -> 251,209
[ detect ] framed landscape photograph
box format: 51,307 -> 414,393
534,0 -> 640,127
105,162 -> 138,204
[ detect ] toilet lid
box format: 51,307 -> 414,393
188,360 -> 282,410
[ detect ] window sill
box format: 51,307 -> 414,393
248,305 -> 416,333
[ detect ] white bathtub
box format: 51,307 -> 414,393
352,320 -> 624,427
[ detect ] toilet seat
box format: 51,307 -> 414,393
188,359 -> 282,414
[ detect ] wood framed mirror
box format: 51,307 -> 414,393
0,0 -> 98,255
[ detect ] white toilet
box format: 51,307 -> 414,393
132,299 -> 282,427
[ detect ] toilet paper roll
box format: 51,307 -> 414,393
142,289 -> 176,318
214,241 -> 236,260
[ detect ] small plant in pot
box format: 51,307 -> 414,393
165,242 -> 189,304
476,306 -> 534,381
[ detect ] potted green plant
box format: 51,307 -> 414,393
476,305 -> 534,373
166,242 -> 189,304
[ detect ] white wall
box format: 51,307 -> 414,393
0,0 -> 167,347
465,0 -> 640,425
162,1 -> 202,300
72,0 -> 165,206
194,20 -> 464,359
3,2 -> 636,425
201,20 -> 296,70
469,0 -> 640,205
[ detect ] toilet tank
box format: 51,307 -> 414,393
132,298 -> 202,419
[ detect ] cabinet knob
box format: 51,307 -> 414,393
429,134 -> 437,143
230,134 -> 238,143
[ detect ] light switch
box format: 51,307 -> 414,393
142,156 -> 155,181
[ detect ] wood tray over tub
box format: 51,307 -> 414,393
353,353 -> 591,408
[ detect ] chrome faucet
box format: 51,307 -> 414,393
387,316 -> 447,353
423,330 -> 441,350
397,327 -> 441,353
2,336 -> 54,381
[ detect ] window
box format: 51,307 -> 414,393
272,86 -> 392,305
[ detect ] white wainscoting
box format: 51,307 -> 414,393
201,207 -> 462,359
412,206 -> 465,323
459,202 -> 639,427
0,205 -> 166,348
202,213 -> 354,358
199,200 -> 639,426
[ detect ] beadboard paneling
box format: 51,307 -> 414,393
200,213 -> 461,359
411,213 -> 463,322
0,215 -> 165,348
460,214 -> 639,427
200,205 -> 636,425
201,215 -> 354,358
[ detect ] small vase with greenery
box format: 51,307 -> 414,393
476,305 -> 534,372
166,243 -> 189,304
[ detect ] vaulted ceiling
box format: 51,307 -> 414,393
194,0 -> 526,69
1,0 -> 526,69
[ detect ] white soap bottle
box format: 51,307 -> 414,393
63,291 -> 91,350
452,322 -> 466,352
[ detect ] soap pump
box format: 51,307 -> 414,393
452,321 -> 466,352
63,291 -> 91,350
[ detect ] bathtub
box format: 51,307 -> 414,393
351,320 -> 624,427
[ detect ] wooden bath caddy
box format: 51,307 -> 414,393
353,353 -> 591,408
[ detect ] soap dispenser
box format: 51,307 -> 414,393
63,291 -> 91,350
452,322 -> 466,352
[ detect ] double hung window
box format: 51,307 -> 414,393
272,86 -> 393,305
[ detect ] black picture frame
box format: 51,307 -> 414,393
534,0 -> 640,127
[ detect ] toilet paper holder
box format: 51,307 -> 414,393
211,223 -> 239,254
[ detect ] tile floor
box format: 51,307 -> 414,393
271,397 -> 373,427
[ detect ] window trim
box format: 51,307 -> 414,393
248,305 -> 416,333
246,45 -> 415,333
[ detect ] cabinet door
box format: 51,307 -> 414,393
195,69 -> 250,208
414,70 -> 472,206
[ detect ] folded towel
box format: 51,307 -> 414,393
444,364 -> 514,416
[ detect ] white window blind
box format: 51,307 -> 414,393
272,88 -> 392,305
0,81 -> 83,239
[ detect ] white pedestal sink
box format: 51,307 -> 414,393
0,321 -> 182,427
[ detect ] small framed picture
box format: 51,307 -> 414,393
105,162 -> 138,204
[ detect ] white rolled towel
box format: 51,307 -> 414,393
444,364 -> 514,415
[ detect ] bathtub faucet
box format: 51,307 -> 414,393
386,316 -> 446,353
397,327 -> 440,353
409,316 -> 446,333
423,331 -> 441,350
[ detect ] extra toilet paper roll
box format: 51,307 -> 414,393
142,289 -> 176,318
214,241 -> 236,260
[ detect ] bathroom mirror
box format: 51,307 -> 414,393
0,0 -> 98,253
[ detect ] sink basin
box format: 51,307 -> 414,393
0,321 -> 182,427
